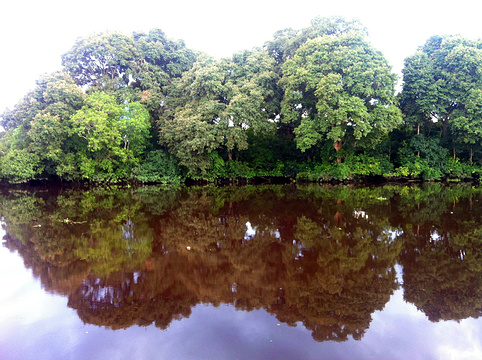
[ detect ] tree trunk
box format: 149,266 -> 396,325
417,124 -> 420,157
228,150 -> 233,161
334,141 -> 343,166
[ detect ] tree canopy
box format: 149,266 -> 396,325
62,31 -> 140,91
280,31 -> 402,163
2,18 -> 482,183
158,50 -> 280,174
400,35 -> 482,160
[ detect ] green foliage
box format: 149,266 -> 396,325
226,160 -> 261,179
159,50 -> 279,174
62,31 -> 140,90
68,92 -> 151,181
118,102 -> 150,157
297,154 -> 393,181
280,30 -> 402,160
445,158 -> 478,179
70,92 -> 123,151
130,29 -> 197,121
1,71 -> 85,132
264,16 -> 367,65
3,20 -> 482,184
388,157 -> 437,180
0,71 -> 85,180
400,35 -> 482,158
237,129 -> 304,178
56,153 -> 83,180
345,155 -> 394,176
133,149 -> 181,183
389,135 -> 450,180
206,151 -> 228,179
0,149 -> 41,182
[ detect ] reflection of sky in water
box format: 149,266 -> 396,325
243,221 -> 256,242
244,221 -> 281,241
1,225 -> 482,360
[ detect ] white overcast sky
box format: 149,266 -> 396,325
1,0 -> 482,114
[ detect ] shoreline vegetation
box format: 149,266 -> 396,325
2,17 -> 482,185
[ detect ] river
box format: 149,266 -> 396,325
0,184 -> 481,359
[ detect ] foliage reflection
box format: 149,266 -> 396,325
1,184 -> 482,341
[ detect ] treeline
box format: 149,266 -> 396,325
2,17 -> 482,183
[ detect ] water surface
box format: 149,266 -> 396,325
1,184 -> 481,359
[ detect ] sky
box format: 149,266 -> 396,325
1,0 -> 482,115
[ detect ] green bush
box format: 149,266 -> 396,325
297,154 -> 394,182
392,135 -> 449,180
387,156 -> 442,180
0,149 -> 42,183
133,150 -> 181,184
344,155 -> 393,176
446,158 -> 476,180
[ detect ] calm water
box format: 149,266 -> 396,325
1,183 -> 482,359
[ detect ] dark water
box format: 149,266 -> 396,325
1,183 -> 482,359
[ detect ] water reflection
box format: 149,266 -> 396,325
1,184 -> 482,343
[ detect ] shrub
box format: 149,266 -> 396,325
133,150 -> 181,183
0,149 -> 41,183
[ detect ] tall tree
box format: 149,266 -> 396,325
159,50 -> 279,174
264,16 -> 367,66
68,92 -> 150,181
62,31 -> 140,91
61,29 -> 197,149
131,29 -> 196,111
1,71 -> 85,131
400,35 -> 482,159
0,72 -> 85,181
280,31 -> 402,164
451,89 -> 482,162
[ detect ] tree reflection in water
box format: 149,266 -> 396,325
1,184 -> 481,341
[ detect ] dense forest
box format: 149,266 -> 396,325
2,16 -> 482,184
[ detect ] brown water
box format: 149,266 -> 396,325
0,184 -> 481,359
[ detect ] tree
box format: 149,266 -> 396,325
1,71 -> 85,131
61,29 -> 196,120
450,89 -> 482,162
264,16 -> 367,65
0,72 -> 85,181
280,31 -> 402,164
130,29 -> 197,119
62,31 -> 140,91
0,148 -> 41,182
400,35 -> 482,159
118,102 -> 150,157
69,92 -> 150,181
159,50 -> 279,174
